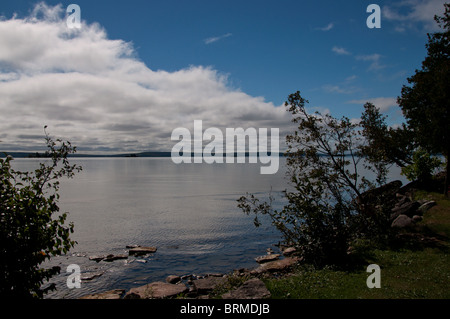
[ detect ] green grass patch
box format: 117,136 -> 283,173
264,191 -> 450,299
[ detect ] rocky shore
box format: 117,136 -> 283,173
78,180 -> 438,300
80,244 -> 300,300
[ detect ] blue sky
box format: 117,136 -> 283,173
0,0 -> 447,152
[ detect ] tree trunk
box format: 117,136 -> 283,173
445,155 -> 449,197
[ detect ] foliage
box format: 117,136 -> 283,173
401,147 -> 442,183
238,91 -> 391,268
397,3 -> 450,195
360,102 -> 415,170
0,129 -> 82,298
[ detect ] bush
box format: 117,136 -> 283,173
0,130 -> 82,298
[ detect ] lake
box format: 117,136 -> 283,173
9,157 -> 407,298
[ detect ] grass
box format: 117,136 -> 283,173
263,190 -> 450,299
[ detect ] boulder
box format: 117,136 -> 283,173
358,180 -> 403,205
282,247 -> 296,256
391,214 -> 414,228
418,201 -> 436,214
255,254 -> 280,264
124,282 -> 188,299
89,255 -> 106,262
166,275 -> 181,284
128,246 -> 157,255
222,278 -> 271,299
81,272 -> 103,281
251,257 -> 300,274
191,276 -> 227,294
390,201 -> 421,219
80,289 -> 125,299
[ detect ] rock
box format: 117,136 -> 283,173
390,201 -> 421,219
126,244 -> 141,248
412,215 -> 423,223
391,214 -> 414,228
191,276 -> 227,294
358,180 -> 403,205
81,272 -> 103,281
80,289 -> 125,299
418,201 -> 436,214
166,275 -> 181,284
89,255 -> 106,262
222,278 -> 271,299
282,247 -> 296,256
255,254 -> 280,264
103,254 -> 128,262
124,282 -> 188,299
129,246 -> 157,255
251,257 -> 300,274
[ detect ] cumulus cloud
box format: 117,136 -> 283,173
383,0 -> 447,32
0,4 -> 290,153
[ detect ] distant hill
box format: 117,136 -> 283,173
1,151 -> 284,158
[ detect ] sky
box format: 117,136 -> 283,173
0,0 -> 447,153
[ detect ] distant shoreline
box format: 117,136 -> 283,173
1,151 -> 287,158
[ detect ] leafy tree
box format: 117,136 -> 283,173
0,129 -> 82,298
238,92 -> 391,267
397,3 -> 450,196
360,102 -> 415,170
401,147 -> 442,184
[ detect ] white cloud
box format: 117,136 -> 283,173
332,46 -> 351,56
316,23 -> 334,31
348,97 -> 398,112
204,33 -> 232,44
0,4 -> 290,153
355,53 -> 386,71
383,0 -> 447,31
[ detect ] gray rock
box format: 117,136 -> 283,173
166,275 -> 181,284
391,201 -> 421,219
391,214 -> 413,228
255,254 -> 280,264
418,201 -> 436,214
282,247 -> 296,256
81,272 -> 103,281
124,282 -> 188,299
412,215 -> 423,223
89,255 -> 106,262
129,246 -> 157,255
192,276 -> 227,294
251,257 -> 300,274
222,278 -> 271,299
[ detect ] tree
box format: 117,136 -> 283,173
397,3 -> 450,196
238,92 -> 391,267
0,129 -> 82,298
360,102 -> 415,170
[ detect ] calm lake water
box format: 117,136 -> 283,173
9,157 -> 407,299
